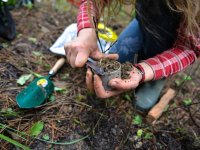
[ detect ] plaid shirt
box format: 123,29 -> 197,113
77,0 -> 200,80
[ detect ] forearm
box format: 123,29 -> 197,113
140,48 -> 197,80
138,31 -> 200,80
77,0 -> 99,32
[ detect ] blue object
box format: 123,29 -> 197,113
134,79 -> 166,111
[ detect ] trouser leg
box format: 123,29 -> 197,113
109,19 -> 143,63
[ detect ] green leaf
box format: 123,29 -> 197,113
175,80 -> 181,86
137,129 -> 143,138
49,95 -> 55,102
43,134 -> 50,141
2,42 -> 9,48
17,74 -> 33,85
144,132 -> 153,139
133,115 -> 142,125
32,51 -> 42,56
183,98 -> 192,106
163,105 -> 169,112
76,94 -> 86,101
28,37 -> 37,43
61,73 -> 69,80
183,75 -> 192,81
32,72 -> 43,78
29,121 -> 44,137
124,93 -> 132,101
24,1 -> 33,9
176,127 -> 185,133
54,87 -> 65,92
1,108 -> 19,117
0,134 -> 30,150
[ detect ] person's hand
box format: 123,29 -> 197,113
64,28 -> 103,68
86,65 -> 142,98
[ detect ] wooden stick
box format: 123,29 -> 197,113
146,88 -> 175,124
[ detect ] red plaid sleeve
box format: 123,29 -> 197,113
143,32 -> 200,80
77,0 -> 98,32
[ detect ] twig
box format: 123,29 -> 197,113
187,107 -> 200,128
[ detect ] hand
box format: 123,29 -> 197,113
86,65 -> 142,98
64,28 -> 103,68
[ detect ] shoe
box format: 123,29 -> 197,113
133,79 -> 166,112
0,2 -> 16,40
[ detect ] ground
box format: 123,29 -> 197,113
0,1 -> 200,150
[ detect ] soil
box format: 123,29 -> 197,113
97,58 -> 121,73
97,58 -> 133,79
121,61 -> 133,79
0,1 -> 200,150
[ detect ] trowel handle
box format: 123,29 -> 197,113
49,57 -> 66,76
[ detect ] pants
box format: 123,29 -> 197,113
109,19 -> 143,63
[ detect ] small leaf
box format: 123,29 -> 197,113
61,73 -> 69,80
183,75 -> 192,81
49,95 -> 55,102
42,134 -> 50,141
176,127 -> 184,133
124,93 -> 132,101
24,1 -> 33,9
183,98 -> 192,106
133,115 -> 142,125
163,105 -> 169,112
32,51 -> 42,56
144,132 -> 153,139
76,94 -> 86,101
137,129 -> 143,138
172,102 -> 177,108
175,80 -> 181,86
29,121 -> 44,137
17,74 -> 33,85
54,87 -> 65,92
28,37 -> 37,43
2,43 -> 9,48
1,108 -> 19,117
32,72 -> 43,78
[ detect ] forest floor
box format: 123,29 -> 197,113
0,1 -> 200,150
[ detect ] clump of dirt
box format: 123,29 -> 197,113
97,59 -> 134,79
97,58 -> 121,72
121,61 -> 133,79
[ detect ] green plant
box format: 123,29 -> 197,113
183,98 -> 192,106
132,115 -> 142,125
0,123 -> 89,145
137,129 -> 143,138
0,134 -> 30,150
29,121 -> 44,137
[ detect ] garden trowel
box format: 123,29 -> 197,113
16,57 -> 66,109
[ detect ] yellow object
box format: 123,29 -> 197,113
98,23 -> 118,42
37,79 -> 48,87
